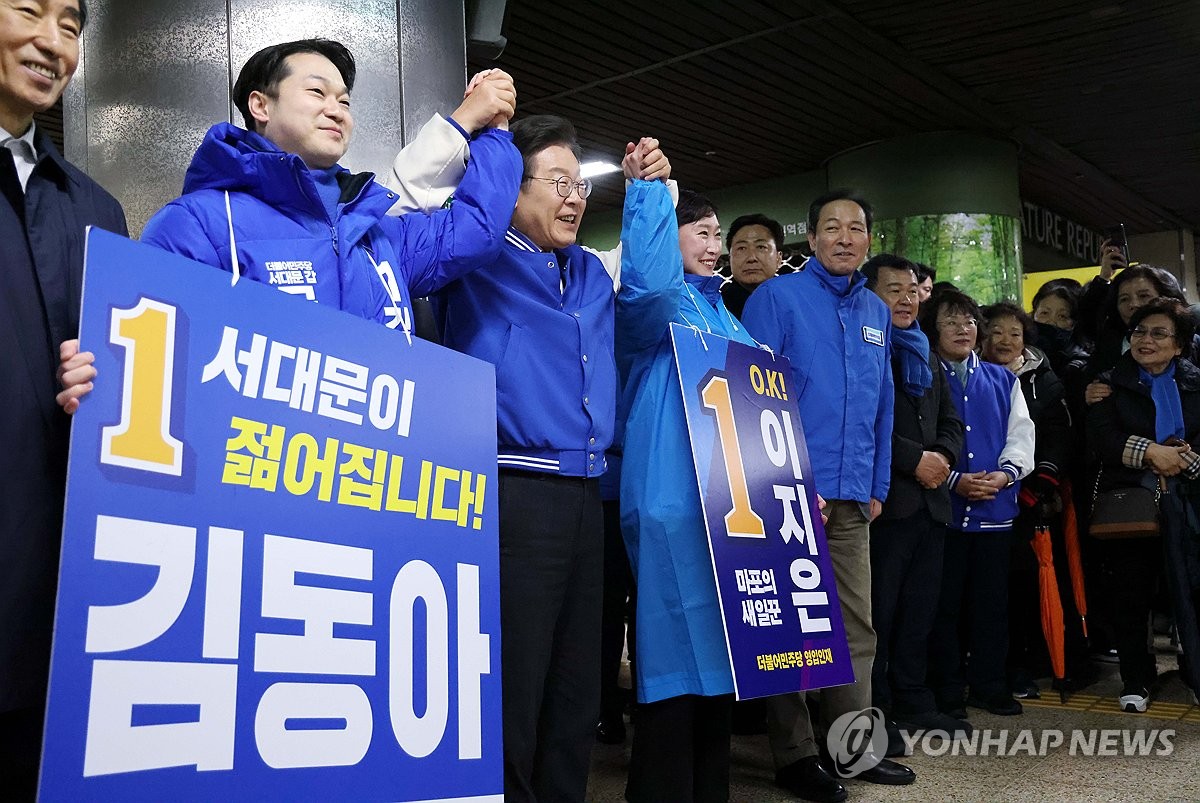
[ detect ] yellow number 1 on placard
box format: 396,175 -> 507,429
100,298 -> 184,476
701,376 -> 765,539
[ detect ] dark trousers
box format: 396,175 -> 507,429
0,706 -> 41,800
626,694 -> 733,803
870,509 -> 945,716
498,470 -> 604,803
929,528 -> 1012,705
600,499 -> 635,723
1096,537 -> 1161,690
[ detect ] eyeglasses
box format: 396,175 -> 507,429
1130,325 -> 1175,342
936,318 -> 977,332
524,175 -> 593,199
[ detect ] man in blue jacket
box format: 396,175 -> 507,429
742,190 -> 912,801
134,39 -> 521,332
58,40 -> 521,408
0,0 -> 126,794
434,114 -> 677,802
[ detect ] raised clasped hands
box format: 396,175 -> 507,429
452,68 -> 516,132
621,136 -> 670,182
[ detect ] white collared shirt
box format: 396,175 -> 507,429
1,121 -> 39,192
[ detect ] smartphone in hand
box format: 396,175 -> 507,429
1102,223 -> 1130,266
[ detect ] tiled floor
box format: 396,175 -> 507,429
585,649 -> 1200,802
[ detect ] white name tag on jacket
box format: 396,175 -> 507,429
862,326 -> 885,347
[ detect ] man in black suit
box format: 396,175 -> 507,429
0,0 -> 126,794
861,254 -> 968,741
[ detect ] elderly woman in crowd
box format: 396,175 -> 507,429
1031,282 -> 1091,390
1084,265 -> 1190,401
980,301 -> 1077,699
1087,298 -> 1200,712
923,290 -> 1035,718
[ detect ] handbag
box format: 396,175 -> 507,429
1089,468 -> 1161,540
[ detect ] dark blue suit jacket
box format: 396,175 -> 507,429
0,129 -> 126,711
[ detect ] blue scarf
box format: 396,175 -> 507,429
892,323 -> 933,397
1140,361 -> 1186,442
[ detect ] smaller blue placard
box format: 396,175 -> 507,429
671,324 -> 854,699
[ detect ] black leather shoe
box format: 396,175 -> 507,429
855,758 -> 916,786
595,717 -> 626,744
967,694 -> 1023,716
775,755 -> 847,803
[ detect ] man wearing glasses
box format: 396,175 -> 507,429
742,191 -> 914,802
430,114 -> 675,802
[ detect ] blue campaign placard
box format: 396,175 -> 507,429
670,323 -> 854,700
40,230 -> 502,802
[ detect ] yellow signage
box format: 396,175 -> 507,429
1022,266 -> 1103,311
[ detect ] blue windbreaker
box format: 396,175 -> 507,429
141,123 -> 520,332
741,260 -> 894,503
616,196 -> 761,702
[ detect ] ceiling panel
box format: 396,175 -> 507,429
471,0 -> 1198,234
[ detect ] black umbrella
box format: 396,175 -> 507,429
1158,479 -> 1200,698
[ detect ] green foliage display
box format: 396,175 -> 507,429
872,213 -> 1023,305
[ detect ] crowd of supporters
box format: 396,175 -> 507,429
599,213 -> 1200,801
7,8 -> 1195,798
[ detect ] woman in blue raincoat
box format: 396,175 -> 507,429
616,189 -> 761,803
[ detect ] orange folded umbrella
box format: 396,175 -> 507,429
1030,524 -> 1067,703
1060,480 -> 1088,641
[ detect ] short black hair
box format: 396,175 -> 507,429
915,262 -> 936,283
1040,277 -> 1082,294
77,0 -> 87,26
510,115 -> 582,180
233,39 -> 356,133
920,288 -> 982,344
861,253 -> 918,291
1128,298 -> 1196,347
981,300 -> 1038,346
725,213 -> 784,251
1030,283 -> 1079,323
676,189 -> 718,228
808,189 -> 874,234
929,280 -> 959,298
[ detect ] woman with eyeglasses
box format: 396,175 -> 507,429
1086,298 -> 1200,712
1083,265 -> 1190,406
921,290 -> 1035,719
